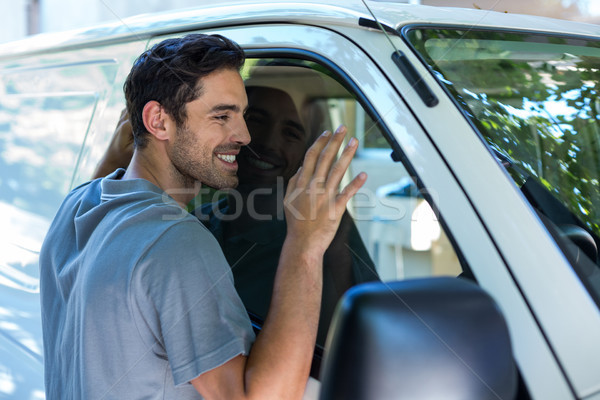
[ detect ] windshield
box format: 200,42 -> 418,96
406,28 -> 600,300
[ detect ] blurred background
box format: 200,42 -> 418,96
1,0 -> 599,44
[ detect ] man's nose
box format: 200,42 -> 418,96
231,116 -> 251,146
253,122 -> 282,147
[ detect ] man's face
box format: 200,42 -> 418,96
237,86 -> 308,186
168,68 -> 250,189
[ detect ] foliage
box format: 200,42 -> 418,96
409,28 -> 600,235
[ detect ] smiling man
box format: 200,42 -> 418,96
39,34 -> 366,400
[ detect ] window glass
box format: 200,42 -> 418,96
0,57 -> 118,366
196,57 -> 463,353
406,28 -> 600,304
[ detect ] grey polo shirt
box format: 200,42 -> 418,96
40,169 -> 255,400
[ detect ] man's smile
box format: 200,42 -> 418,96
216,153 -> 237,164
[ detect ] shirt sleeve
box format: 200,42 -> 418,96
131,220 -> 255,386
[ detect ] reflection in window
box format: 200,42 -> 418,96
409,30 -> 600,236
0,94 -> 97,219
198,57 -> 463,351
0,59 -> 117,369
407,28 -> 600,303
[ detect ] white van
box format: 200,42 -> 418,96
1,1 -> 600,399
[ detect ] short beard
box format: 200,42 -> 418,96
169,123 -> 240,190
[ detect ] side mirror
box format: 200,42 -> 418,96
319,277 -> 517,400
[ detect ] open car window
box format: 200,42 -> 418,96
193,56 -> 464,374
405,28 -> 600,306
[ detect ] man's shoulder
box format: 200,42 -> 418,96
147,217 -> 220,255
132,216 -> 230,287
49,178 -> 102,225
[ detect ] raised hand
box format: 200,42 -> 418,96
283,125 -> 367,255
92,109 -> 134,179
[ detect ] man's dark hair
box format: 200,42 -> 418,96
124,33 -> 245,148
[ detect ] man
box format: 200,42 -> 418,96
40,34 -> 366,399
95,84 -> 378,349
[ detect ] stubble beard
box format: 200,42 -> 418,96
169,124 -> 240,190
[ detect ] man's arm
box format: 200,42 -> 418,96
93,118 -> 364,399
91,109 -> 134,179
191,126 -> 366,400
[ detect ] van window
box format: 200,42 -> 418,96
0,58 -> 118,280
0,52 -> 121,378
406,28 -> 600,306
195,57 -> 464,350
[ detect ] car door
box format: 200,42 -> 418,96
362,22 -> 600,400
149,21 -> 570,399
0,39 -> 146,399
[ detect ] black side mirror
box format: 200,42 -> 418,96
319,277 -> 517,400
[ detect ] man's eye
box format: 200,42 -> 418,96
244,112 -> 259,122
215,115 -> 229,121
284,129 -> 303,141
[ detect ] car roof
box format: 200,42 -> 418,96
1,0 -> 599,60
367,0 -> 600,35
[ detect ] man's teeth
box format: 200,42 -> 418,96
217,154 -> 236,163
247,156 -> 275,170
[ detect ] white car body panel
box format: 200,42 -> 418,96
362,32 -> 600,398
347,30 -> 600,397
1,1 -> 599,399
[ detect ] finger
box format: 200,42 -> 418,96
117,109 -> 129,127
312,126 -> 348,181
296,130 -> 331,187
336,172 -> 367,209
117,124 -> 135,150
325,136 -> 358,191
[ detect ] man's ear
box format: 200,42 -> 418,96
142,101 -> 172,141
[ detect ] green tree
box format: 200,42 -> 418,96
408,28 -> 600,235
